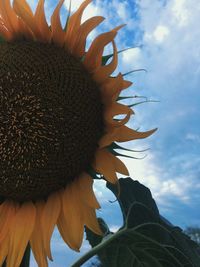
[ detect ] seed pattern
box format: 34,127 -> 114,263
0,41 -> 104,202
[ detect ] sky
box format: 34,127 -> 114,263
24,0 -> 200,266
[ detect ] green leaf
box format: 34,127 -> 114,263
81,226 -> 191,267
126,203 -> 160,229
78,178 -> 200,267
107,178 -> 200,265
107,178 -> 159,222
85,218 -> 110,247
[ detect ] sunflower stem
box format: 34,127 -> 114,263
70,228 -> 127,267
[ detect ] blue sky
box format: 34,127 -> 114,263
25,0 -> 200,266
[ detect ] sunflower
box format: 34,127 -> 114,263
0,0 -> 156,266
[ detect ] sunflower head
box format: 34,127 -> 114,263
0,39 -> 104,202
0,0 -> 156,266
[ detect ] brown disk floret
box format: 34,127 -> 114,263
0,40 -> 104,202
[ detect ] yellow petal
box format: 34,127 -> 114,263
93,149 -> 118,183
17,16 -> 34,40
13,0 -> 40,40
100,73 -> 124,104
98,127 -> 118,148
0,235 -> 9,265
41,191 -> 61,261
83,206 -> 102,235
122,79 -> 133,90
0,0 -> 19,36
0,1 -> 12,33
112,24 -> 126,32
34,0 -> 51,43
93,41 -> 118,83
6,202 -> 36,267
112,79 -> 133,101
72,16 -> 105,57
0,20 -> 13,40
107,111 -> 132,127
104,102 -> 133,125
0,201 -> 16,243
99,123 -> 154,147
50,0 -> 65,47
110,153 -> 129,176
60,185 -> 84,251
57,209 -> 78,251
84,31 -> 117,72
65,0 -> 92,48
30,201 -> 48,267
78,173 -> 100,209
115,126 -> 157,142
13,0 -> 33,16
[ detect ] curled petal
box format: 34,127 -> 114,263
106,111 -> 132,127
84,31 -> 117,72
65,0 -> 92,48
104,103 -> 133,125
115,126 -> 157,142
72,16 -> 105,57
93,41 -> 118,83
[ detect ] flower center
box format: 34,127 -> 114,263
0,40 -> 104,202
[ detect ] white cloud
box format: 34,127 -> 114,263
171,0 -> 190,27
132,0 -> 200,80
64,0 -> 85,12
144,25 -> 170,44
186,133 -> 200,143
111,1 -> 129,21
118,149 -> 199,208
121,47 -> 142,67
64,0 -> 102,22
110,224 -> 121,232
153,25 -> 170,43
